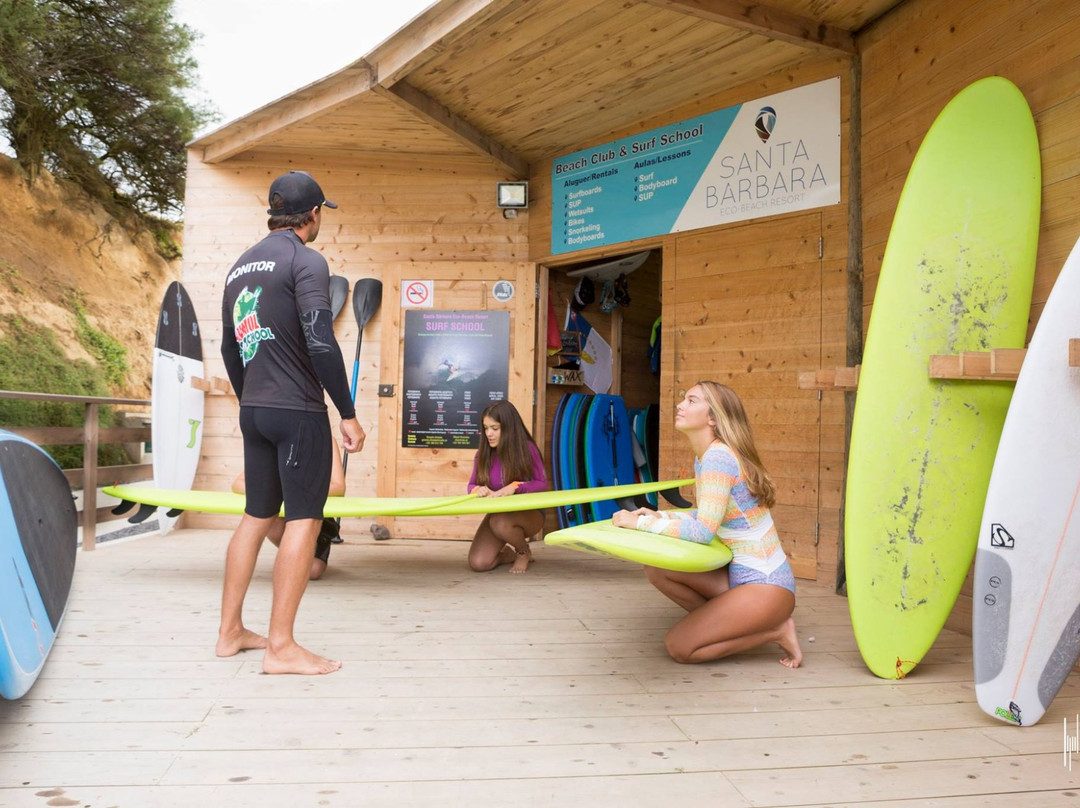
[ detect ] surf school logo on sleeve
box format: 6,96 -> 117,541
232,286 -> 275,365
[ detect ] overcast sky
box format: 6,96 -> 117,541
172,0 -> 438,135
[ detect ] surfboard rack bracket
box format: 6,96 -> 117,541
190,376 -> 233,395
798,366 -> 860,391
929,350 -> 1025,381
930,342 -> 1080,379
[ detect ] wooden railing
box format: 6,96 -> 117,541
0,389 -> 153,551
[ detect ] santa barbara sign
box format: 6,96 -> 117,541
550,77 -> 841,255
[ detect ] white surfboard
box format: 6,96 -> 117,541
151,282 -> 204,535
974,234 -> 1080,727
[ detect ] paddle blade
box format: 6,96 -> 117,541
352,278 -> 383,328
329,275 -> 349,320
660,487 -> 693,508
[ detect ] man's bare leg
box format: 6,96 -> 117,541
216,513 -> 275,656
262,517 -> 342,675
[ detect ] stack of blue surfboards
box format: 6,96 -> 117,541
551,393 -> 643,527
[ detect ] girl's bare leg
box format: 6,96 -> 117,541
468,514 -> 510,571
469,510 -> 544,573
489,511 -> 544,574
663,584 -> 801,668
643,566 -> 731,611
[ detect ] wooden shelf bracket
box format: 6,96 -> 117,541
797,366 -> 860,391
190,376 -> 233,395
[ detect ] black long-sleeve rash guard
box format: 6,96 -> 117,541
220,229 -> 355,420
301,308 -> 355,420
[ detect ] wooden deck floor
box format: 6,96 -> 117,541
3,529 -> 1080,807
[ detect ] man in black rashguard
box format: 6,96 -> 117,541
216,170 -> 365,676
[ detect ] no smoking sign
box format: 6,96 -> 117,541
402,280 -> 434,308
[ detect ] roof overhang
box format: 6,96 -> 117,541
189,0 -> 898,175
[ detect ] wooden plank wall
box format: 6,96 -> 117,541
530,55 -> 850,586
375,260 -> 537,541
182,148 -> 529,532
858,0 -> 1080,632
669,211 -> 845,583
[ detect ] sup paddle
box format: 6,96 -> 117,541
343,278 -> 383,469
329,274 -> 348,320
336,278 -> 383,541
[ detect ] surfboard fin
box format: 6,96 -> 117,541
128,503 -> 158,524
111,498 -> 136,516
165,508 -> 184,518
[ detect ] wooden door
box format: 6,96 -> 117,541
666,214 -> 825,579
375,261 -> 538,540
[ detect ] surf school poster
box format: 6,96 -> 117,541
401,310 -> 510,449
550,77 -> 840,255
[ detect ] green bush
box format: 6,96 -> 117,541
0,314 -> 130,468
67,290 -> 128,387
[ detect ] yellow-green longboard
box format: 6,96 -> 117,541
102,478 -> 694,519
545,519 -> 732,572
845,77 -> 1040,679
412,478 -> 694,516
103,486 -> 479,517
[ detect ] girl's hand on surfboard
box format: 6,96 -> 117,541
470,486 -> 493,497
613,507 -> 659,528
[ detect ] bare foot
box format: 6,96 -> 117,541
495,544 -> 518,567
775,617 -> 803,668
263,642 -> 342,675
215,627 -> 267,657
509,548 -> 533,574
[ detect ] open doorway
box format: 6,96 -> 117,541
540,249 -> 662,533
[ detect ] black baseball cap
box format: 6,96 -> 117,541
267,171 -> 338,215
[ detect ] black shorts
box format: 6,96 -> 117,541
239,406 -> 333,521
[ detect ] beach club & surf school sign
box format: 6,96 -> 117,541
550,77 -> 841,255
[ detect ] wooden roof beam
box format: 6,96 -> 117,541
367,0 -> 511,88
638,0 -> 856,55
372,80 -> 529,178
198,65 -> 375,164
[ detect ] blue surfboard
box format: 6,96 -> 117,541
561,394 -> 590,526
0,431 -> 77,699
550,393 -> 571,528
583,395 -> 636,522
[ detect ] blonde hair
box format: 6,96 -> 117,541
696,381 -> 776,508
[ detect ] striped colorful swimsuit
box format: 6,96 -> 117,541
635,442 -> 795,594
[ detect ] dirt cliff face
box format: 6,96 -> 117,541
0,156 -> 180,400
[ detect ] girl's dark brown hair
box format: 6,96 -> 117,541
476,400 -> 541,487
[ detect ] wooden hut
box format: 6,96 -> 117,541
184,0 -> 1080,632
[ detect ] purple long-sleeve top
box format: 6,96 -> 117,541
467,443 -> 548,494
